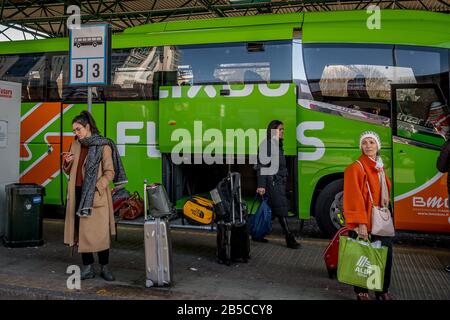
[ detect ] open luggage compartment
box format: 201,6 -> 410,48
161,154 -> 297,230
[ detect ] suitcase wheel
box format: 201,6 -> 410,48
145,279 -> 154,288
217,259 -> 230,266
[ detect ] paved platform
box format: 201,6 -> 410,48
0,219 -> 449,300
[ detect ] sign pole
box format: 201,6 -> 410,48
87,86 -> 92,113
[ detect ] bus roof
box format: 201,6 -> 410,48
0,9 -> 448,55
303,10 -> 450,48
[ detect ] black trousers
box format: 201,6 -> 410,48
75,186 -> 110,266
349,230 -> 393,295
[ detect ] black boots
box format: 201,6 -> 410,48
100,265 -> 116,281
80,264 -> 115,281
278,216 -> 300,249
285,233 -> 300,249
80,264 -> 95,280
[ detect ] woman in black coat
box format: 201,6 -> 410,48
255,120 -> 300,249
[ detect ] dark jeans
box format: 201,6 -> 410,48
75,186 -> 110,266
349,230 -> 393,295
81,250 -> 109,266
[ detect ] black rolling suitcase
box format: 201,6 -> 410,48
211,172 -> 250,265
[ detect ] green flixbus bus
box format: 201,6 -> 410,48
1,9 -> 449,237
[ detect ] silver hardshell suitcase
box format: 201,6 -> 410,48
144,180 -> 173,287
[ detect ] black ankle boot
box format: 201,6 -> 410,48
100,265 -> 115,281
286,233 -> 300,249
80,264 -> 95,280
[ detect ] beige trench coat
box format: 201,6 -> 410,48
63,140 -> 116,253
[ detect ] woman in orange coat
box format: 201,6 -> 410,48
343,131 -> 394,300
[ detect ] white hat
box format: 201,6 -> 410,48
359,131 -> 381,151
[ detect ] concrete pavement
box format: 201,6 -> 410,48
0,219 -> 449,300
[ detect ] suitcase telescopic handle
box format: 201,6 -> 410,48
144,179 -> 148,220
237,175 -> 243,223
230,173 -> 235,224
230,172 -> 243,223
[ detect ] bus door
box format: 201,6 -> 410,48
391,83 -> 450,233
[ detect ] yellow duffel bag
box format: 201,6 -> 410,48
183,196 -> 214,225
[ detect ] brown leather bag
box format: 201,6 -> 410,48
119,192 -> 144,220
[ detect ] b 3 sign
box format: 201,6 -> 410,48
69,24 -> 111,85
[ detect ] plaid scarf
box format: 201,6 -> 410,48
76,135 -> 128,217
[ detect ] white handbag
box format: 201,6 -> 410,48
366,181 -> 395,237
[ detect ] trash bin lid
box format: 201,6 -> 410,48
6,183 -> 45,195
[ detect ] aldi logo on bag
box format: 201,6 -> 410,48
355,256 -> 372,277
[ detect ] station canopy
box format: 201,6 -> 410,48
0,0 -> 449,40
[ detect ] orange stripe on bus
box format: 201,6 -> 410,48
20,103 -> 72,159
20,135 -> 74,186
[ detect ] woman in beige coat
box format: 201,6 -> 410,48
63,111 -> 125,281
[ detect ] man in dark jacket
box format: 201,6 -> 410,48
436,139 -> 450,273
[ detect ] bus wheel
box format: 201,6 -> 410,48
315,179 -> 345,238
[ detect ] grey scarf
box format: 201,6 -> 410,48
77,135 -> 128,217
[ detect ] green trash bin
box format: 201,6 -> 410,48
4,183 -> 45,247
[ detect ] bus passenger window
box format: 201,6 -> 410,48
100,47 -> 164,101
303,44 -> 396,118
165,41 -> 291,85
47,54 -> 66,101
395,46 -> 449,105
396,87 -> 450,138
0,54 -> 46,101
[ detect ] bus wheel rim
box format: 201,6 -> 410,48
329,193 -> 344,229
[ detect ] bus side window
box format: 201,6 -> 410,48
47,53 -> 66,101
303,44 -> 395,118
167,41 -> 291,86
396,87 -> 449,138
102,47 -> 163,101
395,46 -> 449,107
0,54 -> 46,102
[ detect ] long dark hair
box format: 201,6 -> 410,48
262,120 -> 283,158
266,120 -> 283,142
72,110 -> 100,135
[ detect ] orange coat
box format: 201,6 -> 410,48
343,154 -> 391,233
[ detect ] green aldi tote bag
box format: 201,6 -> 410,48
337,236 -> 388,291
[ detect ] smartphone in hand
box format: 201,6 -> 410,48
61,151 -> 74,162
